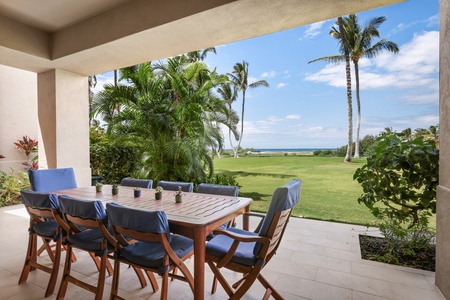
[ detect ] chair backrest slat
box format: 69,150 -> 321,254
254,179 -> 301,256
106,202 -> 171,240
157,180 -> 193,193
28,168 -> 77,192
121,178 -> 153,189
198,183 -> 238,197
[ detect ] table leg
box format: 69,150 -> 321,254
193,227 -> 206,300
243,204 -> 250,231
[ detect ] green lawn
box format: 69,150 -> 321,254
213,156 -> 381,226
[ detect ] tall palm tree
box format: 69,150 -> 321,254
309,14 -> 398,158
228,61 -> 269,158
217,82 -> 240,155
338,16 -> 353,162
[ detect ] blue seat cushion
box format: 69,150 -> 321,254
32,220 -> 59,238
67,228 -> 108,254
120,234 -> 193,271
205,227 -> 258,266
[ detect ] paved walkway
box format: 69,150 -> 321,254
0,204 -> 445,299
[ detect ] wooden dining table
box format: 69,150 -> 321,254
52,185 -> 252,300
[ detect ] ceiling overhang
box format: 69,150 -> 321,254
0,0 -> 404,76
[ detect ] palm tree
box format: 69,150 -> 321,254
228,61 -> 269,158
217,82 -> 240,156
186,47 -> 217,62
309,14 -> 398,158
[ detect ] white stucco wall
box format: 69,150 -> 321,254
0,65 -> 38,173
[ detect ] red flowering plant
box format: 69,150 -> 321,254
14,136 -> 38,170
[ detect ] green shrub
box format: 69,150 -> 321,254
201,173 -> 241,195
0,168 -> 30,207
354,132 -> 439,227
90,143 -> 142,184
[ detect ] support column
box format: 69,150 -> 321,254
436,0 -> 450,298
37,69 -> 91,186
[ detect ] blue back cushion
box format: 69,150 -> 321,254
21,189 -> 59,209
254,179 -> 301,255
121,178 -> 153,189
58,195 -> 106,221
157,180 -> 193,192
198,183 -> 238,197
28,168 -> 77,192
106,202 -> 171,242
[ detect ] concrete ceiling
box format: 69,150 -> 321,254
0,0 -> 404,76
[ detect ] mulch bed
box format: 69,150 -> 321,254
359,235 -> 436,272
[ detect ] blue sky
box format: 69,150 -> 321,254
94,0 -> 439,149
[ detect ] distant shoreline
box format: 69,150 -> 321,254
224,148 -> 335,153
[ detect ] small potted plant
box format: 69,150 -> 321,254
95,182 -> 103,193
155,186 -> 163,200
175,186 -> 183,203
112,183 -> 119,195
133,187 -> 141,197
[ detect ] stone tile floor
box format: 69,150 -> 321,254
0,204 -> 445,300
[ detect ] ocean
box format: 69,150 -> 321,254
250,148 -> 335,153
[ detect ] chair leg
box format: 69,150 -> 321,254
44,237 -> 62,297
258,274 -> 284,300
207,261 -> 234,297
110,259 -> 121,300
94,254 -> 108,300
160,272 -> 169,300
18,233 -> 36,284
89,252 -> 113,276
144,270 -> 159,292
56,244 -> 73,300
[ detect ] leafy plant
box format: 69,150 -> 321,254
0,168 -> 30,207
13,135 -> 38,170
354,132 -> 439,227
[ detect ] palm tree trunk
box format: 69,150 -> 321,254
338,16 -> 353,162
354,61 -> 361,158
235,91 -> 246,158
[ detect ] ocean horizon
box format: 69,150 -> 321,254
225,148 -> 336,153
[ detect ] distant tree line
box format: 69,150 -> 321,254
313,125 -> 439,158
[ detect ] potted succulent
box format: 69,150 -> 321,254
95,182 -> 103,193
155,186 -> 163,200
133,187 -> 141,197
175,186 -> 183,203
112,184 -> 119,195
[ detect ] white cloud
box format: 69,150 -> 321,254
261,70 -> 277,78
303,21 -> 326,39
277,83 -> 288,89
286,114 -> 301,120
304,31 -> 439,93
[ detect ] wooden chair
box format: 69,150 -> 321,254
106,202 -> 195,300
56,196 -> 155,300
205,179 -> 302,300
18,190 -> 62,298
28,167 -> 78,192
120,178 -> 153,189
157,180 -> 193,192
28,167 -> 78,260
198,183 -> 239,240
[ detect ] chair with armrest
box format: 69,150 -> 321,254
27,168 -> 78,264
121,178 -> 153,189
28,168 -> 78,192
18,190 -> 62,298
56,196 -> 156,300
198,183 -> 239,240
157,180 -> 193,192
205,179 -> 302,300
106,202 -> 195,300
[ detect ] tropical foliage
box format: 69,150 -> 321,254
354,132 -> 439,228
0,168 -> 29,207
90,53 -> 240,184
